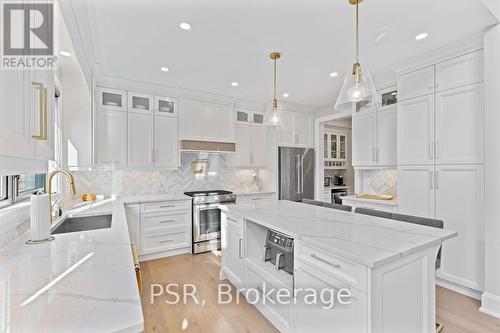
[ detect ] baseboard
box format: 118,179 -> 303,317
480,292 -> 500,319
139,247 -> 191,262
436,277 -> 482,300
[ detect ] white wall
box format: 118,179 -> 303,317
481,19 -> 500,319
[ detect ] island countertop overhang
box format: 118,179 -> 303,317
223,200 -> 457,268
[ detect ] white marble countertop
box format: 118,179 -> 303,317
225,200 -> 456,268
342,195 -> 398,206
0,195 -> 172,332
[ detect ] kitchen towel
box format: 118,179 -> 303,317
29,192 -> 51,241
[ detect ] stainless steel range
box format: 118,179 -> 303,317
184,190 -> 236,254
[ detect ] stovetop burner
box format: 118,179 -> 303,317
184,190 -> 233,197
184,190 -> 236,205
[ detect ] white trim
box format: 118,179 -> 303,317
480,292 -> 500,319
138,246 -> 190,262
436,277 -> 482,300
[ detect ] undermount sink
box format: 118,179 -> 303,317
52,214 -> 112,234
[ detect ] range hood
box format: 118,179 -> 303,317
180,140 -> 236,153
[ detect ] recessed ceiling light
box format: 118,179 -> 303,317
282,93 -> 290,98
329,72 -> 339,78
59,50 -> 71,57
415,33 -> 428,41
231,82 -> 238,87
179,22 -> 191,30
160,66 -> 169,72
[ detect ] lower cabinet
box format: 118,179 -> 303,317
294,260 -> 367,333
221,213 -> 245,287
236,192 -> 276,204
124,200 -> 191,260
398,164 -> 485,293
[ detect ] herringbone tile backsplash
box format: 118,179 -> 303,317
73,153 -> 263,196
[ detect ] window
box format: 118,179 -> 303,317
0,176 -> 7,201
0,174 -> 46,209
16,174 -> 46,198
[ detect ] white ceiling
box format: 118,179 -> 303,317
76,0 -> 497,107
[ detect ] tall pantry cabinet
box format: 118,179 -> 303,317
397,50 -> 485,293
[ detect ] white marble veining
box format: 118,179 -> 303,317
0,194 -> 192,333
357,169 -> 398,196
225,200 -> 457,268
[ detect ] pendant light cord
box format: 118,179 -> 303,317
273,57 -> 277,108
356,0 -> 359,64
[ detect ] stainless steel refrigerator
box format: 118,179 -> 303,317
278,147 -> 314,202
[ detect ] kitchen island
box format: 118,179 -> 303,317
220,200 -> 457,333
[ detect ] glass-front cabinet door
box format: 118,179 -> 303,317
155,96 -> 177,117
339,134 -> 346,160
323,133 -> 328,159
330,134 -> 337,159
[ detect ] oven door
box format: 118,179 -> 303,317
193,203 -> 222,242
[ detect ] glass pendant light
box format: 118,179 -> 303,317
265,52 -> 283,127
335,0 -> 380,112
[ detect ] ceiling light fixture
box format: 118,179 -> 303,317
231,82 -> 238,87
282,93 -> 289,98
335,0 -> 380,112
415,32 -> 428,41
160,66 -> 169,72
179,22 -> 191,30
330,72 -> 339,78
59,50 -> 71,57
265,52 -> 282,127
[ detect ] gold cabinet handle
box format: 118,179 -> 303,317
32,82 -> 48,140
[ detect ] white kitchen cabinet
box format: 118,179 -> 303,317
180,99 -> 235,143
435,165 -> 484,291
352,111 -> 377,166
95,109 -> 127,167
397,166 -> 435,218
155,96 -> 177,117
295,112 -> 313,147
236,192 -> 276,204
397,95 -> 435,165
232,124 -> 267,168
435,83 -> 484,165
376,108 -> 397,166
235,109 -> 265,125
397,66 -> 435,101
155,116 -> 179,168
251,125 -> 267,167
0,70 -> 35,159
128,112 -> 154,167
221,213 -> 245,287
279,111 -> 313,147
233,124 -> 252,166
96,87 -> 126,112
125,204 -> 141,252
279,111 -> 296,146
436,50 -> 483,92
323,128 -> 349,170
294,260 -> 367,333
128,92 -> 153,114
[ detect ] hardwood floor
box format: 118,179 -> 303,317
140,252 -> 500,333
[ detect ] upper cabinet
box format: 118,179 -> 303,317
0,53 -> 54,162
435,51 -> 483,92
155,96 -> 178,117
397,66 -> 435,101
279,111 -> 313,148
128,92 -> 154,114
323,128 -> 349,169
235,109 -> 265,125
231,122 -> 268,169
96,87 -> 126,112
180,99 -> 235,143
397,50 -> 484,166
94,86 -> 180,169
352,107 -> 397,167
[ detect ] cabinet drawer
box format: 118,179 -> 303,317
297,242 -> 367,292
142,211 -> 189,233
245,265 -> 291,332
141,228 -> 189,254
141,200 -> 191,213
